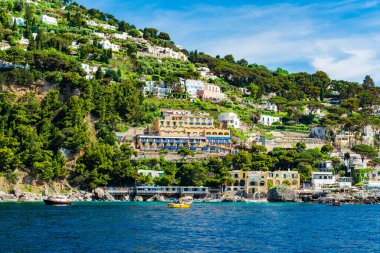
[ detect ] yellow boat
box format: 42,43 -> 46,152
167,203 -> 191,208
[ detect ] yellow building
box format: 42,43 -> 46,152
135,111 -> 233,152
225,170 -> 300,194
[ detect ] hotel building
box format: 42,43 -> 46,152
135,111 -> 233,152
224,170 -> 300,194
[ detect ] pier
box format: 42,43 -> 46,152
104,186 -> 210,199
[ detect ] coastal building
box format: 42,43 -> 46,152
334,133 -> 355,149
336,177 -> 352,188
352,167 -> 380,184
135,111 -> 232,152
99,40 -> 120,51
112,33 -> 131,40
137,44 -> 187,60
138,170 -> 164,179
196,67 -> 217,80
93,32 -> 105,38
197,83 -> 225,101
181,79 -> 204,98
81,63 -> 99,80
11,17 -> 24,26
86,20 -> 98,27
311,172 -> 336,190
304,106 -> 325,117
142,81 -> 172,98
265,103 -> 278,112
224,170 -> 300,194
317,161 -> 333,172
40,15 -> 58,25
218,112 -> 240,129
310,126 -> 326,139
260,115 -> 280,126
99,23 -> 117,31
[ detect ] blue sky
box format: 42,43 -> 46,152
76,0 -> 380,83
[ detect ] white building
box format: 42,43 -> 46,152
93,32 -> 105,38
138,170 -> 164,179
81,64 -> 99,80
336,177 -> 352,188
218,112 -> 241,129
99,23 -> 117,31
310,126 -> 326,139
86,20 -> 98,27
311,172 -> 336,190
196,66 -> 217,80
260,115 -> 280,126
99,40 -> 120,52
304,106 -> 325,117
317,161 -> 333,172
265,103 -> 278,112
181,79 -> 204,98
112,33 -> 131,40
143,81 -> 172,98
40,15 -> 57,26
11,17 -> 24,26
138,44 -> 187,60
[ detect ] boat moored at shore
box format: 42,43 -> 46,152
43,196 -> 72,206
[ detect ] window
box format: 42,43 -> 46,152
276,174 -> 279,178
283,174 -> 287,179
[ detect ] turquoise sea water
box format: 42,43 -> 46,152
0,202 -> 379,253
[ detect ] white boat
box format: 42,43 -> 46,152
43,196 -> 72,206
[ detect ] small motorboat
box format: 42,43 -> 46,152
332,200 -> 341,206
168,203 -> 191,208
43,196 -> 72,206
168,197 -> 192,208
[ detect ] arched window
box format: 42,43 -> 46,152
239,180 -> 245,186
259,181 -> 265,186
250,181 -> 256,186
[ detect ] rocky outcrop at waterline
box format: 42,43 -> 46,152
301,193 -> 380,204
267,186 -> 300,202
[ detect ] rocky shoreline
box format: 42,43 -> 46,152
1,186 -> 379,204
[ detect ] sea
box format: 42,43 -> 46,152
0,202 -> 379,253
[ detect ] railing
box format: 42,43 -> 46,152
105,186 -> 210,195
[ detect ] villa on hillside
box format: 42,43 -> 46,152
310,126 -> 326,139
218,112 -> 241,129
181,79 -> 204,98
197,83 -> 225,101
99,23 -> 117,31
137,44 -> 187,60
99,40 -> 120,51
40,15 -> 57,25
260,115 -> 280,126
135,111 -> 233,152
142,81 -> 172,98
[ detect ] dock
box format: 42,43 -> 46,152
104,186 -> 210,199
